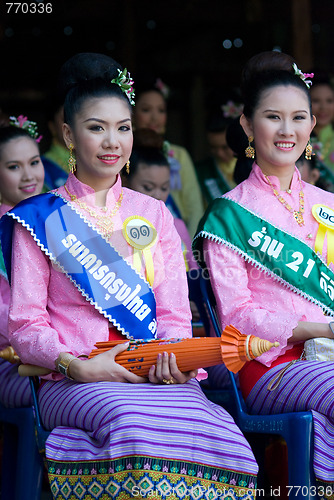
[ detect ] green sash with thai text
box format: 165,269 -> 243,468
192,197 -> 334,316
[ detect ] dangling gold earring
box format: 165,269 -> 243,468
68,143 -> 76,173
245,136 -> 255,159
305,141 -> 313,160
126,160 -> 130,175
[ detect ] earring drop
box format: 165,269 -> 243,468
305,141 -> 313,160
68,143 -> 76,173
126,160 -> 130,175
245,136 -> 255,159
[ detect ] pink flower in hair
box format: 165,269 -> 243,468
293,63 -> 314,88
155,78 -> 170,99
9,114 -> 42,143
222,100 -> 243,118
17,115 -> 28,126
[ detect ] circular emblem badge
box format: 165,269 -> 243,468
122,216 -> 157,250
312,204 -> 334,230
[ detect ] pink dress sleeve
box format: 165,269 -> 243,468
8,223 -> 71,371
204,238 -> 301,366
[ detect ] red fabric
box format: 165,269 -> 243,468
239,344 -> 304,398
108,326 -> 127,341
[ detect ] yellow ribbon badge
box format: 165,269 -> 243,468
312,204 -> 334,266
122,216 -> 157,287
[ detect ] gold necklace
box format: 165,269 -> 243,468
264,175 -> 305,226
64,184 -> 123,238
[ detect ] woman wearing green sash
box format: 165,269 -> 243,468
1,53 -> 258,499
193,51 -> 334,496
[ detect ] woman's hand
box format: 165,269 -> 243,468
148,351 -> 198,385
63,343 -> 148,384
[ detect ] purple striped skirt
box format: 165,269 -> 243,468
39,378 -> 258,500
246,360 -> 334,499
0,358 -> 31,408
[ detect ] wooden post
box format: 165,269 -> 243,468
291,0 -> 313,69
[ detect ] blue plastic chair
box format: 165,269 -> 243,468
29,376 -> 51,455
187,269 -> 238,415
187,269 -> 211,335
199,271 -> 317,499
0,401 -> 44,500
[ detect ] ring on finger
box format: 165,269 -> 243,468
162,377 -> 175,385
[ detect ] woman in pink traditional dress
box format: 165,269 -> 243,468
0,53 -> 257,500
0,119 -> 44,407
193,51 -> 334,496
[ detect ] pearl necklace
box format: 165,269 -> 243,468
63,184 -> 123,238
264,175 -> 305,226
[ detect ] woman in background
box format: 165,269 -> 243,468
310,74 -> 334,172
123,128 -> 198,272
0,116 -> 44,407
42,96 -> 69,189
133,79 -> 204,236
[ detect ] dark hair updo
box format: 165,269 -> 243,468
241,51 -> 312,119
127,129 -> 169,179
58,52 -> 133,127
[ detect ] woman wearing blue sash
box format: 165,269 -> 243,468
0,53 -> 257,499
0,117 -> 45,407
193,51 -> 334,496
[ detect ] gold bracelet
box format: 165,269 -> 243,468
56,353 -> 78,380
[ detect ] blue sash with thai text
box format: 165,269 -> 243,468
0,193 -> 157,340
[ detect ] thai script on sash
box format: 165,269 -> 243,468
61,232 -> 152,321
247,225 -> 332,307
248,227 -> 315,278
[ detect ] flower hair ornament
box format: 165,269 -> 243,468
9,115 -> 43,143
292,63 -> 314,89
111,68 -> 135,105
155,78 -> 170,99
221,100 -> 244,119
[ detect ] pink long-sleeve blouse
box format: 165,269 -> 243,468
204,164 -> 334,367
8,174 -> 192,376
0,203 -> 12,349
